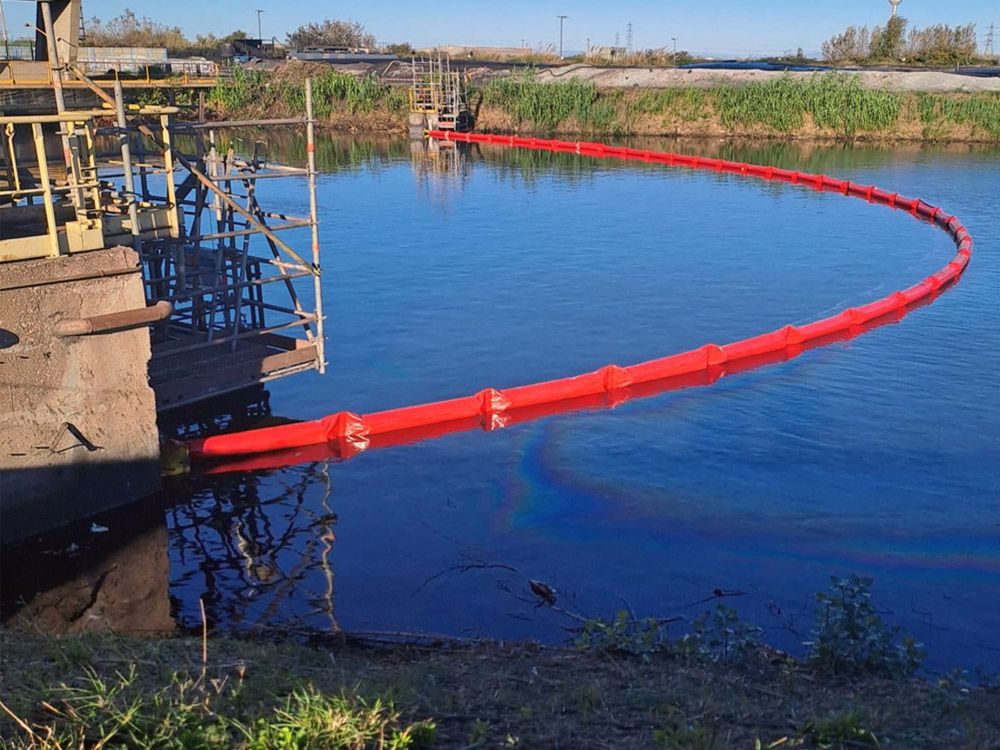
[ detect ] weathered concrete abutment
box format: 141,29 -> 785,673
0,247 -> 161,543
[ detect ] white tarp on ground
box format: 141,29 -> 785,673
534,65 -> 1000,93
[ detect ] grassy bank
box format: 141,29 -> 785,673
206,66 -> 1000,142
3,577 -> 999,748
208,65 -> 409,134
474,72 -> 1000,141
2,632 -> 998,749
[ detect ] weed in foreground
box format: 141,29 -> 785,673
797,710 -> 880,748
235,688 -> 436,750
576,576 -> 923,679
806,575 -> 924,678
0,664 -> 434,750
574,610 -> 674,659
680,605 -> 764,663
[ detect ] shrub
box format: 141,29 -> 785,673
806,575 -> 924,677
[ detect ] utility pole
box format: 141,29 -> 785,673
0,0 -> 10,60
256,9 -> 264,42
672,36 -> 677,67
985,23 -> 995,58
557,15 -> 567,59
626,22 -> 633,53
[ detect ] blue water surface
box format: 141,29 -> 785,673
167,139 -> 999,670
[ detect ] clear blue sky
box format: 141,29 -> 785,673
2,0 -> 996,57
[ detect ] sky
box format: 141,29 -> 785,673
1,0 -> 997,57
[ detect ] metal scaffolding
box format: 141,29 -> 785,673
408,54 -> 472,132
1,81 -> 326,409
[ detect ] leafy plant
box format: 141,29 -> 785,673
806,575 -> 923,677
654,722 -> 718,749
798,711 -> 880,748
575,610 -> 672,658
679,604 -> 763,662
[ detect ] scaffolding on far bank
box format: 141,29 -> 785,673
408,54 -> 473,133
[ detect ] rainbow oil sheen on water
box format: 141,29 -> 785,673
5,137 -> 999,671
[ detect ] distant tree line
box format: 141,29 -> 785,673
822,17 -> 982,65
285,19 -> 375,50
81,10 -> 411,57
83,9 -> 189,49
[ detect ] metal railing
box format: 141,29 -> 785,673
0,59 -> 220,88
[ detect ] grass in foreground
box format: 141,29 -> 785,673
1,577 -> 996,748
2,634 -> 998,748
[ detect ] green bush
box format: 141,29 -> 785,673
679,605 -> 764,662
806,575 -> 924,677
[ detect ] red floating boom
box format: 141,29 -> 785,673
186,132 -> 973,464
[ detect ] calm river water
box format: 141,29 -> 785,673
5,136 -> 999,671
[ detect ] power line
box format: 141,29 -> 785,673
985,22 -> 995,57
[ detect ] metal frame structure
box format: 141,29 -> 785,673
408,54 -> 472,131
1,83 -> 325,411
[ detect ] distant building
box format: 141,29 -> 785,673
591,46 -> 628,61
424,45 -> 539,60
76,47 -> 216,76
223,38 -> 284,61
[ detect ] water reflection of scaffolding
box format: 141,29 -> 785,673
410,136 -> 473,180
407,54 -> 473,137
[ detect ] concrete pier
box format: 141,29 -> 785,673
0,247 -> 161,543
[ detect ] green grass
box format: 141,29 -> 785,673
2,631 -> 998,749
478,71 -> 907,137
0,662 -> 434,750
716,74 -> 902,136
209,68 -> 406,120
208,66 -> 998,141
478,71 -> 619,133
475,71 -> 997,141
934,92 -> 1000,139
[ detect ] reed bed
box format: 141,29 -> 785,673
711,75 -> 902,136
479,72 -> 912,138
478,72 -> 617,132
209,67 -> 406,119
209,65 -> 998,142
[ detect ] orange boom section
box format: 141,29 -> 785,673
186,132 -> 973,465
